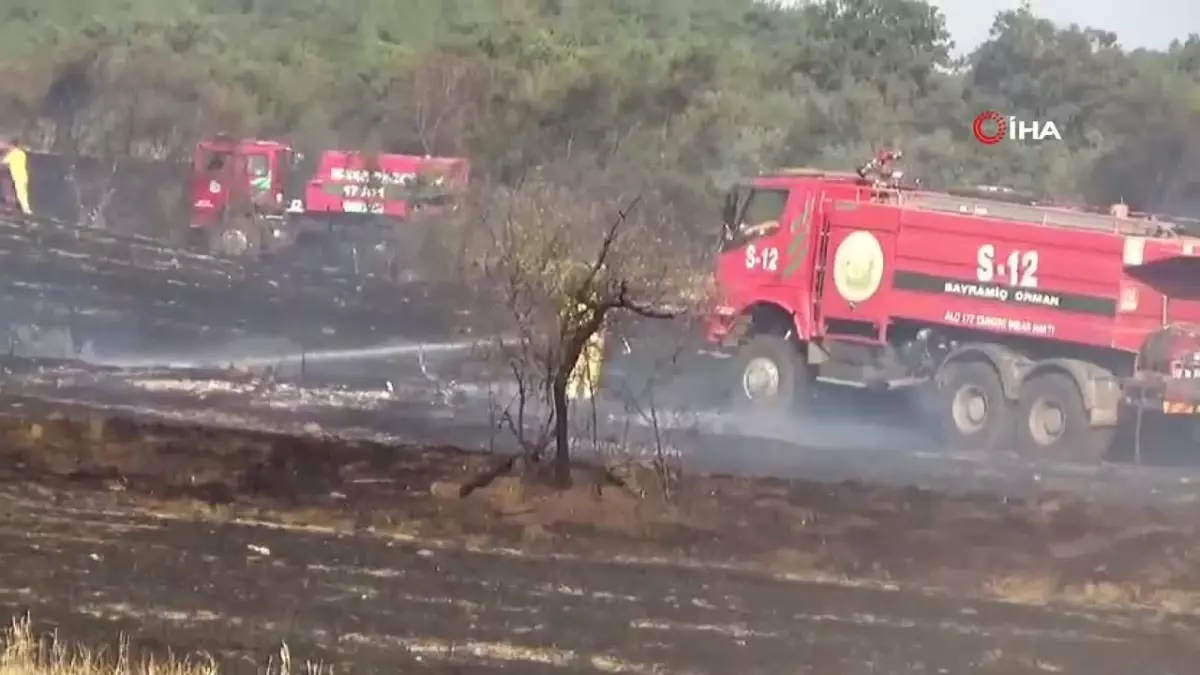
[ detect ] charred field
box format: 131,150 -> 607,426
0,213 -> 504,364
1,214 -> 1200,672
3,405 -> 1200,674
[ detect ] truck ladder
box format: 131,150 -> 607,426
811,200 -> 832,331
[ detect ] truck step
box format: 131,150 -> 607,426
815,375 -> 926,390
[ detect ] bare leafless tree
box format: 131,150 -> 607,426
448,158 -> 703,492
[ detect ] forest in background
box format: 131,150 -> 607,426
0,0 -> 1196,243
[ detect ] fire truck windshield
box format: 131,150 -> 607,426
203,150 -> 230,172
724,186 -> 786,229
721,186 -> 787,250
740,188 -> 786,231
247,154 -> 268,176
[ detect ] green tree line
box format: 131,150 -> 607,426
0,0 -> 1197,239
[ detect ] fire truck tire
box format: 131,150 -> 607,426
730,335 -> 807,412
1015,372 -> 1106,463
936,360 -> 1013,452
209,218 -> 263,258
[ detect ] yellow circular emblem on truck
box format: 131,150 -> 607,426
832,230 -> 884,303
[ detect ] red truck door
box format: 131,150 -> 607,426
243,150 -> 272,207
772,188 -> 820,337
190,144 -> 234,228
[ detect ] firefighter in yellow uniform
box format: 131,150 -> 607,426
2,138 -> 30,215
566,300 -> 606,401
563,257 -> 613,402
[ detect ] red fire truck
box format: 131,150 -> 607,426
186,135 -> 468,260
708,150 -> 1200,463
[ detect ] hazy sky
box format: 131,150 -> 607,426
931,0 -> 1198,53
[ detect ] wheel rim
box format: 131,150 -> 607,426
220,229 -> 249,256
742,357 -> 780,401
1027,396 -> 1065,446
951,384 -> 989,434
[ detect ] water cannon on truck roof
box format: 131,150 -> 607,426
708,149 -> 1200,463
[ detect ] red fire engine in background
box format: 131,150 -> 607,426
708,150 -> 1200,463
186,135 -> 468,263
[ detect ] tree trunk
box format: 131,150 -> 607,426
551,371 -> 571,488
549,306 -> 607,489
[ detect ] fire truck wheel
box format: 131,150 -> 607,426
210,226 -> 246,257
937,361 -> 1013,452
731,335 -> 807,412
1016,372 -> 1103,463
210,218 -> 263,258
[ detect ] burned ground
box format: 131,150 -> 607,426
4,485 -> 1198,675
4,403 -> 1200,611
0,212 -> 503,365
2,403 -> 1200,674
1,405 -> 1200,674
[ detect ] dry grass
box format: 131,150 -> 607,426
1,617 -> 326,675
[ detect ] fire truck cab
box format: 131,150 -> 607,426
188,136 -> 296,255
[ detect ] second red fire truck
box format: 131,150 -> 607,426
186,135 -> 467,263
